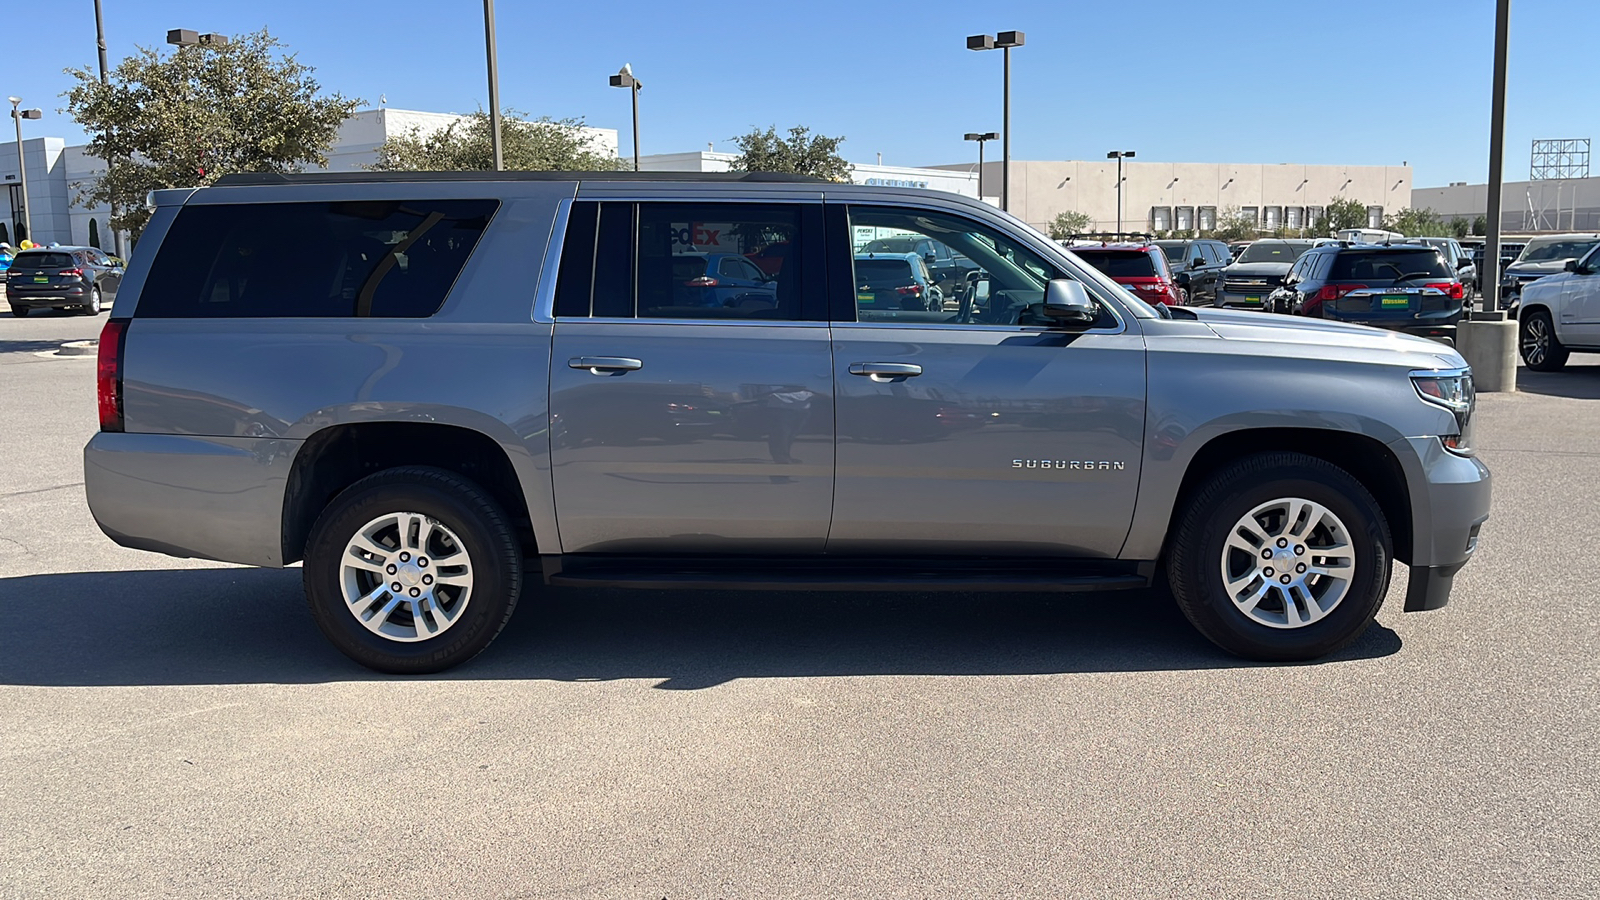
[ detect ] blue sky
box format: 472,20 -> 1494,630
1,0 -> 1593,189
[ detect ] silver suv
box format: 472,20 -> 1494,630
83,172 -> 1491,673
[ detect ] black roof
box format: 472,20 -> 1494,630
214,170 -> 827,186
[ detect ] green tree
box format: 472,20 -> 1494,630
1048,209 -> 1093,240
1472,214 -> 1488,235
728,125 -> 852,182
371,111 -> 627,172
1384,207 -> 1450,237
1211,206 -> 1258,242
87,218 -> 100,249
1322,196 -> 1369,235
1448,216 -> 1470,239
64,29 -> 357,236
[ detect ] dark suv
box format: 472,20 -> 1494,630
7,245 -> 123,316
1215,239 -> 1314,309
859,235 -> 977,290
1266,243 -> 1465,344
1153,238 -> 1231,305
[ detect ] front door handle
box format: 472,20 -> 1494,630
848,362 -> 923,382
569,356 -> 643,375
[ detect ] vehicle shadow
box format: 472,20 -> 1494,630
1516,363 -> 1600,400
0,567 -> 1402,688
0,339 -> 84,355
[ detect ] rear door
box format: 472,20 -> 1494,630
827,203 -> 1147,559
1561,245 -> 1600,343
548,200 -> 835,555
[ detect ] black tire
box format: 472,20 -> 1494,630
10,305 -> 28,317
84,286 -> 102,315
303,466 -> 523,674
1519,308 -> 1568,372
1166,453 -> 1392,662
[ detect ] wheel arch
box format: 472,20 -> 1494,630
1162,427 -> 1413,566
282,422 -> 534,565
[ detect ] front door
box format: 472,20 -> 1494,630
827,204 -> 1147,558
549,200 -> 834,555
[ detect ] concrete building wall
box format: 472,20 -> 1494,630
933,160 -> 1412,235
1412,177 -> 1600,232
0,137 -> 71,246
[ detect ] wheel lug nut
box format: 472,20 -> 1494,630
409,587 -> 421,597
399,552 -> 410,562
386,564 -> 396,574
1280,574 -> 1292,584
1261,549 -> 1273,559
1277,538 -> 1289,548
1295,545 -> 1305,555
391,582 -> 402,592
422,574 -> 433,585
418,557 -> 428,567
1296,563 -> 1307,573
1264,567 -> 1274,576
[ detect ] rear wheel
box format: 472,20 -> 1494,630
1166,453 -> 1391,661
1519,308 -> 1568,371
84,287 -> 102,315
303,466 -> 523,674
9,305 -> 28,317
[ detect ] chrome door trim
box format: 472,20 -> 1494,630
532,197 -> 573,324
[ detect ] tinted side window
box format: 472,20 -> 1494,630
637,204 -> 806,320
140,199 -> 498,318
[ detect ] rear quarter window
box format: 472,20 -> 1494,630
136,199 -> 498,318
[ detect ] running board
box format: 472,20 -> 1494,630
541,556 -> 1153,593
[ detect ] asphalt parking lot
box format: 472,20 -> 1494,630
1,309 -> 1596,899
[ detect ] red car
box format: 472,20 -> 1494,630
1066,241 -> 1184,305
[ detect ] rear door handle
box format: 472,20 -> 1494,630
569,356 -> 643,374
848,362 -> 923,382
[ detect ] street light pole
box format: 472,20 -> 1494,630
1107,150 -> 1135,233
609,65 -> 642,170
963,132 -> 998,201
966,31 -> 1024,213
483,0 -> 503,171
8,98 -> 40,242
93,0 -> 125,258
1483,0 -> 1510,314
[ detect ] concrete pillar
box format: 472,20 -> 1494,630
1458,312 -> 1518,392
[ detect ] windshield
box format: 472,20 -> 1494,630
1328,249 -> 1451,281
1071,249 -> 1157,278
1517,238 -> 1600,263
1237,242 -> 1310,264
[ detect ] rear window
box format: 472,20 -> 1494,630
863,239 -> 923,254
855,258 -> 916,285
137,199 -> 498,318
1071,249 -> 1157,278
1155,243 -> 1189,263
13,252 -> 76,268
1328,249 -> 1451,282
1237,243 -> 1310,264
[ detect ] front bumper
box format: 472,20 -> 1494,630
1389,436 -> 1491,612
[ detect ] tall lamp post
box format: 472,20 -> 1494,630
483,0 -> 503,171
966,31 -> 1025,213
94,0 -> 125,258
609,64 -> 642,170
1107,150 -> 1135,233
8,98 -> 41,242
963,132 -> 998,201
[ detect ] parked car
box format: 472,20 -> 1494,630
1266,243 -> 1465,344
0,243 -> 13,283
6,245 -> 122,316
1153,238 -> 1232,305
1407,237 -> 1477,306
1471,240 -> 1525,293
854,252 -> 943,312
1227,240 -> 1254,260
859,235 -> 978,289
1498,234 -> 1600,316
1066,240 -> 1182,305
84,171 -> 1490,673
1214,239 -> 1314,309
671,252 -> 778,311
1515,242 -> 1600,371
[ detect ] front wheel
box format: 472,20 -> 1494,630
1519,308 -> 1568,371
1166,453 -> 1392,661
303,466 -> 524,673
9,305 -> 28,317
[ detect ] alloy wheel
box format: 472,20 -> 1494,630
1522,316 -> 1549,366
340,511 -> 474,642
1219,497 -> 1355,629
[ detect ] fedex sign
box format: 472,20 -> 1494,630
670,222 -> 734,250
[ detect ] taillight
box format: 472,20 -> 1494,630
895,284 -> 924,296
56,267 -> 83,277
1424,281 -> 1465,300
1316,283 -> 1368,302
97,319 -> 128,432
684,276 -> 719,287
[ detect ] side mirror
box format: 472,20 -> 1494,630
1191,256 -> 1206,269
1564,259 -> 1579,273
1458,258 -> 1473,269
924,253 -> 938,267
1041,279 -> 1098,325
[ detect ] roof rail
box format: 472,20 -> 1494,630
211,170 -> 829,186
1065,231 -> 1155,243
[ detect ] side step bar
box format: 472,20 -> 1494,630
541,556 -> 1154,593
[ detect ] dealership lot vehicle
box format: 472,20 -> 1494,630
858,234 -> 978,290
1066,240 -> 1181,305
854,251 -> 943,312
1498,233 -> 1600,315
1215,238 -> 1313,309
7,246 -> 123,317
1268,242 -> 1466,344
84,172 -> 1489,673
1152,238 -> 1231,305
1408,236 -> 1478,306
1516,241 -> 1600,370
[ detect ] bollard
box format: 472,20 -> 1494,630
1458,312 -> 1518,392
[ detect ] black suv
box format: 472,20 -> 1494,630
6,245 -> 124,316
1266,243 -> 1465,344
858,235 -> 978,291
1153,238 -> 1231,305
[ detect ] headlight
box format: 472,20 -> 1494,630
1410,368 -> 1474,455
